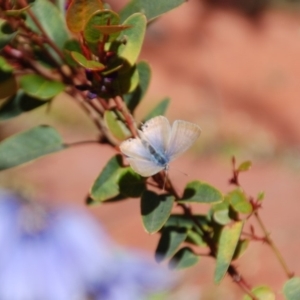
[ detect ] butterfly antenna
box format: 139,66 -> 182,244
173,167 -> 189,177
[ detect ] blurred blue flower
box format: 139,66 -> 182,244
0,190 -> 173,300
93,250 -> 173,300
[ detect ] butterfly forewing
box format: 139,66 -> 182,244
166,120 -> 201,161
139,116 -> 171,154
126,157 -> 164,177
119,138 -> 151,160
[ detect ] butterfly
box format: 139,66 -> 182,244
119,115 -> 201,177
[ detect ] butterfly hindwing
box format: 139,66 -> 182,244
126,157 -> 164,177
166,120 -> 201,161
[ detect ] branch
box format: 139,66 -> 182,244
254,211 -> 294,278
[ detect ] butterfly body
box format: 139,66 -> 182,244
120,116 -> 201,177
142,139 -> 168,166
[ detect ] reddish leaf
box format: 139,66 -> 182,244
66,0 -> 103,33
93,24 -> 131,35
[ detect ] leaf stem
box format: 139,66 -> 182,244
254,211 -> 293,278
242,231 -> 266,242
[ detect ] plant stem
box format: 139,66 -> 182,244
115,96 -> 138,137
64,140 -> 100,147
68,88 -> 119,146
254,211 -> 293,278
228,266 -> 258,300
18,0 -> 66,63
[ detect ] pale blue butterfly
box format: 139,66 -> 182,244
119,116 -> 201,177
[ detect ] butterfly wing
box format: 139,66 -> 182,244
120,137 -> 164,177
139,116 -> 171,153
166,120 -> 201,161
119,116 -> 199,176
120,138 -> 150,160
126,157 -> 164,177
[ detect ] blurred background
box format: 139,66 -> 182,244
2,0 -> 300,298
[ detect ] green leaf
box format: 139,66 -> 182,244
32,48 -> 60,69
0,126 -> 65,170
257,191 -> 265,201
90,155 -> 123,202
0,57 -> 17,99
89,155 -> 145,203
123,61 -> 151,112
116,13 -> 146,67
104,110 -> 131,140
166,214 -> 211,247
101,61 -> 123,76
232,239 -> 249,260
118,168 -> 145,198
0,19 -> 17,50
26,0 -> 69,50
20,74 -> 65,100
120,0 -> 186,22
113,64 -> 139,94
0,56 -> 13,72
0,91 -> 46,120
143,98 -> 170,121
63,39 -> 83,67
186,229 -> 207,247
141,190 -> 174,234
170,247 -> 199,270
70,51 -> 105,71
214,221 -> 244,284
180,181 -> 223,204
211,221 -> 223,244
83,10 -> 120,43
66,0 -> 103,33
166,214 -> 210,231
0,70 -> 17,99
212,201 -> 232,225
212,198 -> 239,226
243,286 -> 275,300
283,277 -> 300,300
155,226 -> 187,262
238,160 -> 252,172
165,214 -> 195,229
226,189 -> 252,214
54,0 -> 66,15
